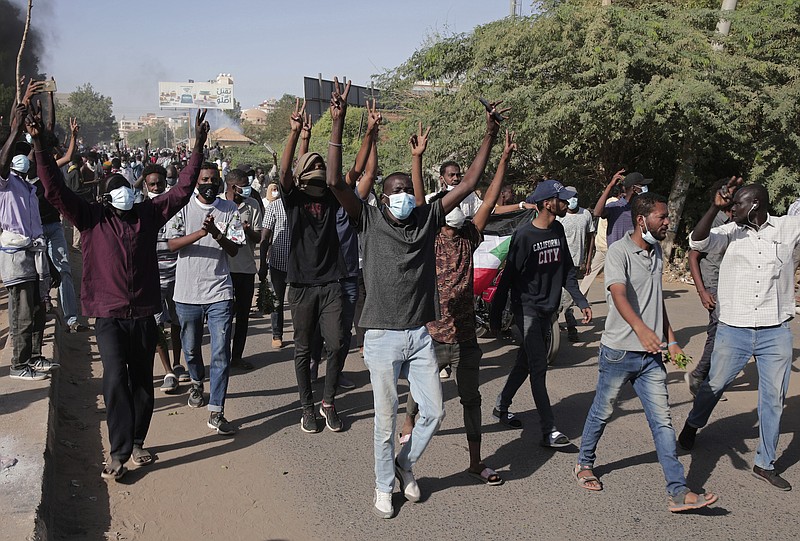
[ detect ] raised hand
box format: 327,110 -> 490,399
290,98 -> 306,133
22,79 -> 45,106
610,168 -> 626,185
24,104 -> 42,138
70,117 -> 80,137
485,100 -> 510,135
366,99 -> 382,131
409,121 -> 431,157
502,130 -> 517,158
714,176 -> 743,208
195,109 -> 209,144
300,112 -> 312,141
329,77 -> 351,122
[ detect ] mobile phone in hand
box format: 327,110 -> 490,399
479,98 -> 504,123
42,79 -> 57,93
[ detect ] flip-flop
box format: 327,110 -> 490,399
467,465 -> 504,486
101,459 -> 128,481
574,464 -> 603,491
668,491 -> 718,513
398,433 -> 410,446
131,445 -> 153,467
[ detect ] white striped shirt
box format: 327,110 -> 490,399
262,199 -> 290,272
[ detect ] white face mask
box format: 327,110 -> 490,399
107,186 -> 136,211
636,184 -> 649,194
271,190 -> 279,199
567,197 -> 578,210
445,184 -> 455,191
640,221 -> 658,245
445,207 -> 466,229
147,190 -> 160,199
386,192 -> 415,220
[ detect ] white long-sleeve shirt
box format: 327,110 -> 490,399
689,214 -> 800,327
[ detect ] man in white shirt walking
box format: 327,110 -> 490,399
679,179 -> 800,491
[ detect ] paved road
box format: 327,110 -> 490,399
54,279 -> 799,540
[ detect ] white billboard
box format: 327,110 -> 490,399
159,81 -> 234,110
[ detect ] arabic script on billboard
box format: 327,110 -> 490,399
159,82 -> 234,110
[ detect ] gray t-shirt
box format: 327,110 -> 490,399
557,207 -> 595,267
223,194 -> 262,275
169,196 -> 243,305
356,199 -> 445,329
601,232 -> 664,351
697,210 -> 729,290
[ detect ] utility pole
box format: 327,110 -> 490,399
712,0 -> 737,51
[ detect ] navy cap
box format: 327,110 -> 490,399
531,180 -> 576,203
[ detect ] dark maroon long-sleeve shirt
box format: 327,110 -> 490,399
35,147 -> 201,319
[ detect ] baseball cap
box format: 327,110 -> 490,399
531,179 -> 576,203
622,172 -> 653,188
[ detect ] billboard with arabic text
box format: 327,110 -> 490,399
159,82 -> 234,110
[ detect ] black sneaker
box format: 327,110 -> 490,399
319,403 -> 343,432
567,327 -> 579,342
752,465 -> 792,491
207,412 -> 236,436
173,365 -> 190,383
188,382 -> 204,408
338,374 -> 356,390
301,406 -> 319,433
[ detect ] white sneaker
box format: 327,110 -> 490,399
372,489 -> 393,519
394,459 -> 421,502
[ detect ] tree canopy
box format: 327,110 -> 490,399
371,0 -> 800,248
55,83 -> 118,147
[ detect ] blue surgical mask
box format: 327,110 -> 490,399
386,193 -> 415,220
641,223 -> 658,245
567,197 -> 578,210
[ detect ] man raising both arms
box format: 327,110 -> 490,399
328,78 -> 506,518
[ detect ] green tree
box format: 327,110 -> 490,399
375,0 -> 800,257
55,83 -> 118,146
125,121 -> 172,150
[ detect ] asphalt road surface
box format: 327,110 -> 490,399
52,279 -> 799,541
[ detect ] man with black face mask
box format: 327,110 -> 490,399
31,107 -> 211,481
167,160 -> 243,436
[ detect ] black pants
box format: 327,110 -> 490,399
288,282 -> 343,407
95,317 -> 157,463
231,272 -> 255,362
270,268 -> 288,339
7,280 -> 44,370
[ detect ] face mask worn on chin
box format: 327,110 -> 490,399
198,184 -> 219,201
567,197 -> 578,210
147,190 -> 161,199
386,193 -> 415,220
445,184 -> 455,192
445,207 -> 466,229
640,223 -> 658,245
107,186 -> 136,211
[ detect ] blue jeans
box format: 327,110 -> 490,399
43,221 -> 78,325
176,300 -> 233,413
579,346 -> 687,497
496,308 -> 556,436
687,321 -> 793,471
363,326 -> 445,494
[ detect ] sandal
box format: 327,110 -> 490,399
574,464 -> 602,491
668,490 -> 718,513
131,445 -> 153,467
101,458 -> 128,481
398,433 -> 411,445
468,464 -> 504,486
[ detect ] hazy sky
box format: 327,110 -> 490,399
25,0 -> 528,120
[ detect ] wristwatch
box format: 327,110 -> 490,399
519,201 -> 524,210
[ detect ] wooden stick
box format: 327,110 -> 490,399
15,0 -> 34,103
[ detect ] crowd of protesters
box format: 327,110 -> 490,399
2,77 -> 799,519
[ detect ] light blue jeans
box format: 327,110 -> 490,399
364,326 -> 445,494
176,300 -> 233,413
687,321 -> 793,470
42,221 -> 78,325
578,346 -> 687,497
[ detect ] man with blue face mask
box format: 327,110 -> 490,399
556,186 -> 595,341
32,106 -> 211,480
574,192 -> 718,513
327,78 -> 506,518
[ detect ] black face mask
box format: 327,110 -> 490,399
198,183 -> 219,201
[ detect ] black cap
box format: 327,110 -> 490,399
622,172 -> 653,188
